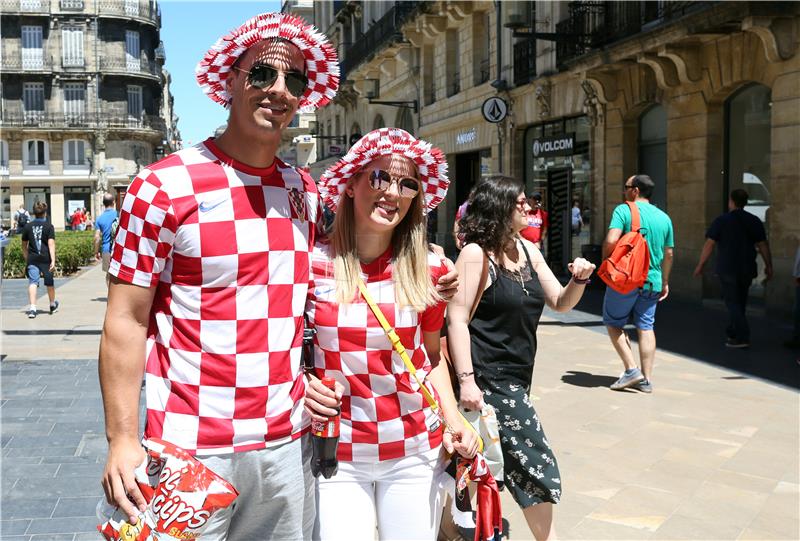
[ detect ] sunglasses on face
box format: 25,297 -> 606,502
367,169 -> 420,198
234,64 -> 308,98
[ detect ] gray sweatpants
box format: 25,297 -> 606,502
198,434 -> 315,540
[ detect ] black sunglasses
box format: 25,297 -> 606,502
234,64 -> 308,98
368,170 -> 420,198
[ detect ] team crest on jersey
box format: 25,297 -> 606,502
288,187 -> 306,222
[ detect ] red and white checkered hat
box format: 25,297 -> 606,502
319,128 -> 449,213
195,12 -> 339,113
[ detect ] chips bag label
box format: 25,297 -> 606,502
98,439 -> 238,541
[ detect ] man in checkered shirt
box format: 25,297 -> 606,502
98,13 -> 346,539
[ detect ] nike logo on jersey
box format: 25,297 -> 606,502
198,199 -> 226,212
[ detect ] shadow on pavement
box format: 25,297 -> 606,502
556,286 -> 800,390
561,371 -> 619,388
91,296 -> 108,302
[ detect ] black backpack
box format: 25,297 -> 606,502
16,211 -> 29,229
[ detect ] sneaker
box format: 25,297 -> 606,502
725,338 -> 750,349
49,300 -> 59,314
26,308 -> 37,319
636,379 -> 653,393
610,368 -> 644,391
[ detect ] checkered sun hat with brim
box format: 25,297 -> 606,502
195,12 -> 339,113
319,128 -> 450,213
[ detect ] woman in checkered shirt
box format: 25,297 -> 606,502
306,129 -> 479,540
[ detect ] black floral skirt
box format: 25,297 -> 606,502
481,378 -> 562,508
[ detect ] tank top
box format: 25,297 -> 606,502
469,241 -> 546,387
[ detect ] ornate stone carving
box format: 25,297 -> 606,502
581,80 -> 605,126
95,130 -> 107,151
535,83 -> 551,118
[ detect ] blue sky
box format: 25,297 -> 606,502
160,1 -> 281,146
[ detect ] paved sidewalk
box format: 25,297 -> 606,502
1,265 -> 798,540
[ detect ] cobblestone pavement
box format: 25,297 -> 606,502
1,265 -> 798,540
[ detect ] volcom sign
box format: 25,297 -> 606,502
531,134 -> 575,158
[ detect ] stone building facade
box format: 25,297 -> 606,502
312,1 -> 799,315
0,0 -> 180,230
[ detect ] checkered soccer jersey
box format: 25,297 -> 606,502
306,242 -> 447,462
109,139 -> 320,455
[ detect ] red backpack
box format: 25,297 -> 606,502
598,201 -> 650,294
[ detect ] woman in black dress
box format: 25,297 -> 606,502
447,175 -> 594,541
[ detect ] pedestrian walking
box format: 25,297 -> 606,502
603,174 -> 673,393
69,208 -> 83,231
447,174 -> 595,541
693,189 -> 772,348
93,193 -> 118,281
570,200 -> 583,236
13,204 -> 30,235
98,12 -> 342,538
520,191 -> 548,250
21,201 -> 59,318
307,128 -> 478,540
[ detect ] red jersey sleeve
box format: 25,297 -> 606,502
108,170 -> 177,287
420,258 -> 448,332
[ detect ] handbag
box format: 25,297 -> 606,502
356,279 -> 482,452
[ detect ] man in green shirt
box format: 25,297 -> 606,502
602,174 -> 674,393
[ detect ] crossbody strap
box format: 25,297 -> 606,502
357,278 -> 483,452
357,279 -> 439,411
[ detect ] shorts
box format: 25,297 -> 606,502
602,286 -> 660,330
198,435 -> 315,541
101,252 -> 111,272
27,264 -> 54,287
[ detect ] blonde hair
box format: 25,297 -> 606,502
330,172 -> 441,311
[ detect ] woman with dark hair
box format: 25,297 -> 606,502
447,174 -> 594,540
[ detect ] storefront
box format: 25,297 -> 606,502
523,115 -> 593,273
422,121 -> 495,253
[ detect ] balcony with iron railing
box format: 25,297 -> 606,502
1,53 -> 53,72
1,111 -> 167,132
475,57 -> 490,86
340,2 -> 421,79
97,0 -> 160,26
513,40 -> 537,87
58,0 -> 84,10
99,57 -> 161,79
0,0 -> 49,14
555,1 -> 714,66
447,72 -> 460,98
424,79 -> 436,106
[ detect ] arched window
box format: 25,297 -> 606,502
725,84 -> 771,222
373,114 -> 385,131
638,104 -> 667,209
63,139 -> 89,173
23,139 -> 48,172
395,107 -> 414,134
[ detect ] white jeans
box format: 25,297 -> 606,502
314,447 -> 444,541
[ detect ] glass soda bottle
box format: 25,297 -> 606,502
311,376 -> 340,479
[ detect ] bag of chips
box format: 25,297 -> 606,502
98,438 -> 238,540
